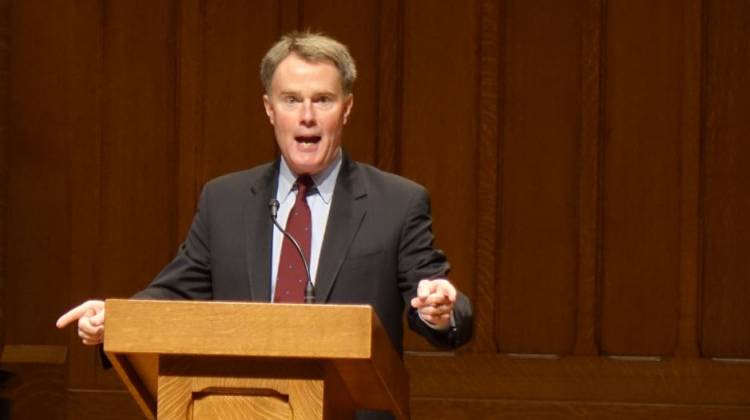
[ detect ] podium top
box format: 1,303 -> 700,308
104,299 -> 381,359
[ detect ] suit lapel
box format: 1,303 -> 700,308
315,155 -> 367,302
245,161 -> 279,302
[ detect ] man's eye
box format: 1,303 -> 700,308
314,96 -> 333,106
284,96 -> 300,104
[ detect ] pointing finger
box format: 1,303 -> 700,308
56,303 -> 93,328
56,300 -> 105,329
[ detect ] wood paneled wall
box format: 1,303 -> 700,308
0,0 -> 7,356
2,0 -> 749,419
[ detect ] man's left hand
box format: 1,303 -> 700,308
410,278 -> 456,329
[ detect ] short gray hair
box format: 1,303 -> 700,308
260,31 -> 357,95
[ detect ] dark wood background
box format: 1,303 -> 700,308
1,0 -> 749,419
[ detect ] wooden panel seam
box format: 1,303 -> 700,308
375,0 -> 403,173
473,0 -> 499,353
575,0 -> 604,356
676,0 -> 702,358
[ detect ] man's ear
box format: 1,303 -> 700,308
263,94 -> 275,125
343,94 -> 354,125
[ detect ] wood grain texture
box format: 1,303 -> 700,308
96,0 -> 179,297
322,363 -> 356,420
93,0 -> 181,392
600,0 -> 684,356
160,369 -> 323,420
0,361 -> 66,420
677,0 -> 702,358
105,300 -> 375,358
410,398 -> 750,420
0,0 -> 7,355
66,0 -> 105,391
406,354 -> 750,405
107,353 -> 157,419
201,0 -> 277,183
497,0 -> 582,355
401,0 -> 478,353
6,0 -> 70,346
700,0 -> 750,359
105,300 -> 409,418
175,0 -> 204,241
473,0 -> 500,353
575,0 -> 603,356
158,355 -> 370,419
0,344 -> 66,364
66,389 -> 144,420
193,394 -> 292,420
374,0 -> 403,173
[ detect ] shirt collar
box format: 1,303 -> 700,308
277,148 -> 342,205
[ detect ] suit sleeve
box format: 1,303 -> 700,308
132,186 -> 213,300
398,187 -> 473,349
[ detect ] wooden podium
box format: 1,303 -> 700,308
104,299 -> 410,420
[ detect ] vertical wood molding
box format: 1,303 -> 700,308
677,0 -> 702,358
699,0 -> 750,358
166,0 -> 180,257
472,0 -> 500,353
593,0 -> 609,357
575,0 -> 604,356
0,0 -> 8,352
374,0 -> 402,173
492,0 -> 507,354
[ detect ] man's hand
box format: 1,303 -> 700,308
410,279 -> 456,329
56,300 -> 106,345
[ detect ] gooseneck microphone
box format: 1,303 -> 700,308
268,199 -> 316,303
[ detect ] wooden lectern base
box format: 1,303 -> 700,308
155,356 -> 354,420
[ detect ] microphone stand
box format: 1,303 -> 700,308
269,199 -> 316,303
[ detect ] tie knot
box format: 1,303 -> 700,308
296,175 -> 314,197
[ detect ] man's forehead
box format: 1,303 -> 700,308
270,54 -> 344,93
274,54 -> 339,76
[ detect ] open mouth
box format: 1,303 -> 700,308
295,136 -> 322,144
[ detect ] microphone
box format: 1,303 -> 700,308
268,199 -> 316,303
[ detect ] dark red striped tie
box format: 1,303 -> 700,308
274,175 -> 314,303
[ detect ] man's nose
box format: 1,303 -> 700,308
299,101 -> 316,127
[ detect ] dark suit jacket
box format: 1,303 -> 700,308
133,153 -> 472,354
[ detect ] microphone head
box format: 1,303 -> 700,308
268,199 -> 280,218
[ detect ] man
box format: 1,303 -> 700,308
58,31 -> 472,417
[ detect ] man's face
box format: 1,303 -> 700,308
263,53 -> 353,175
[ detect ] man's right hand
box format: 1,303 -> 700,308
56,300 -> 106,345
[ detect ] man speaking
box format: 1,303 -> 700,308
58,31 -> 473,418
